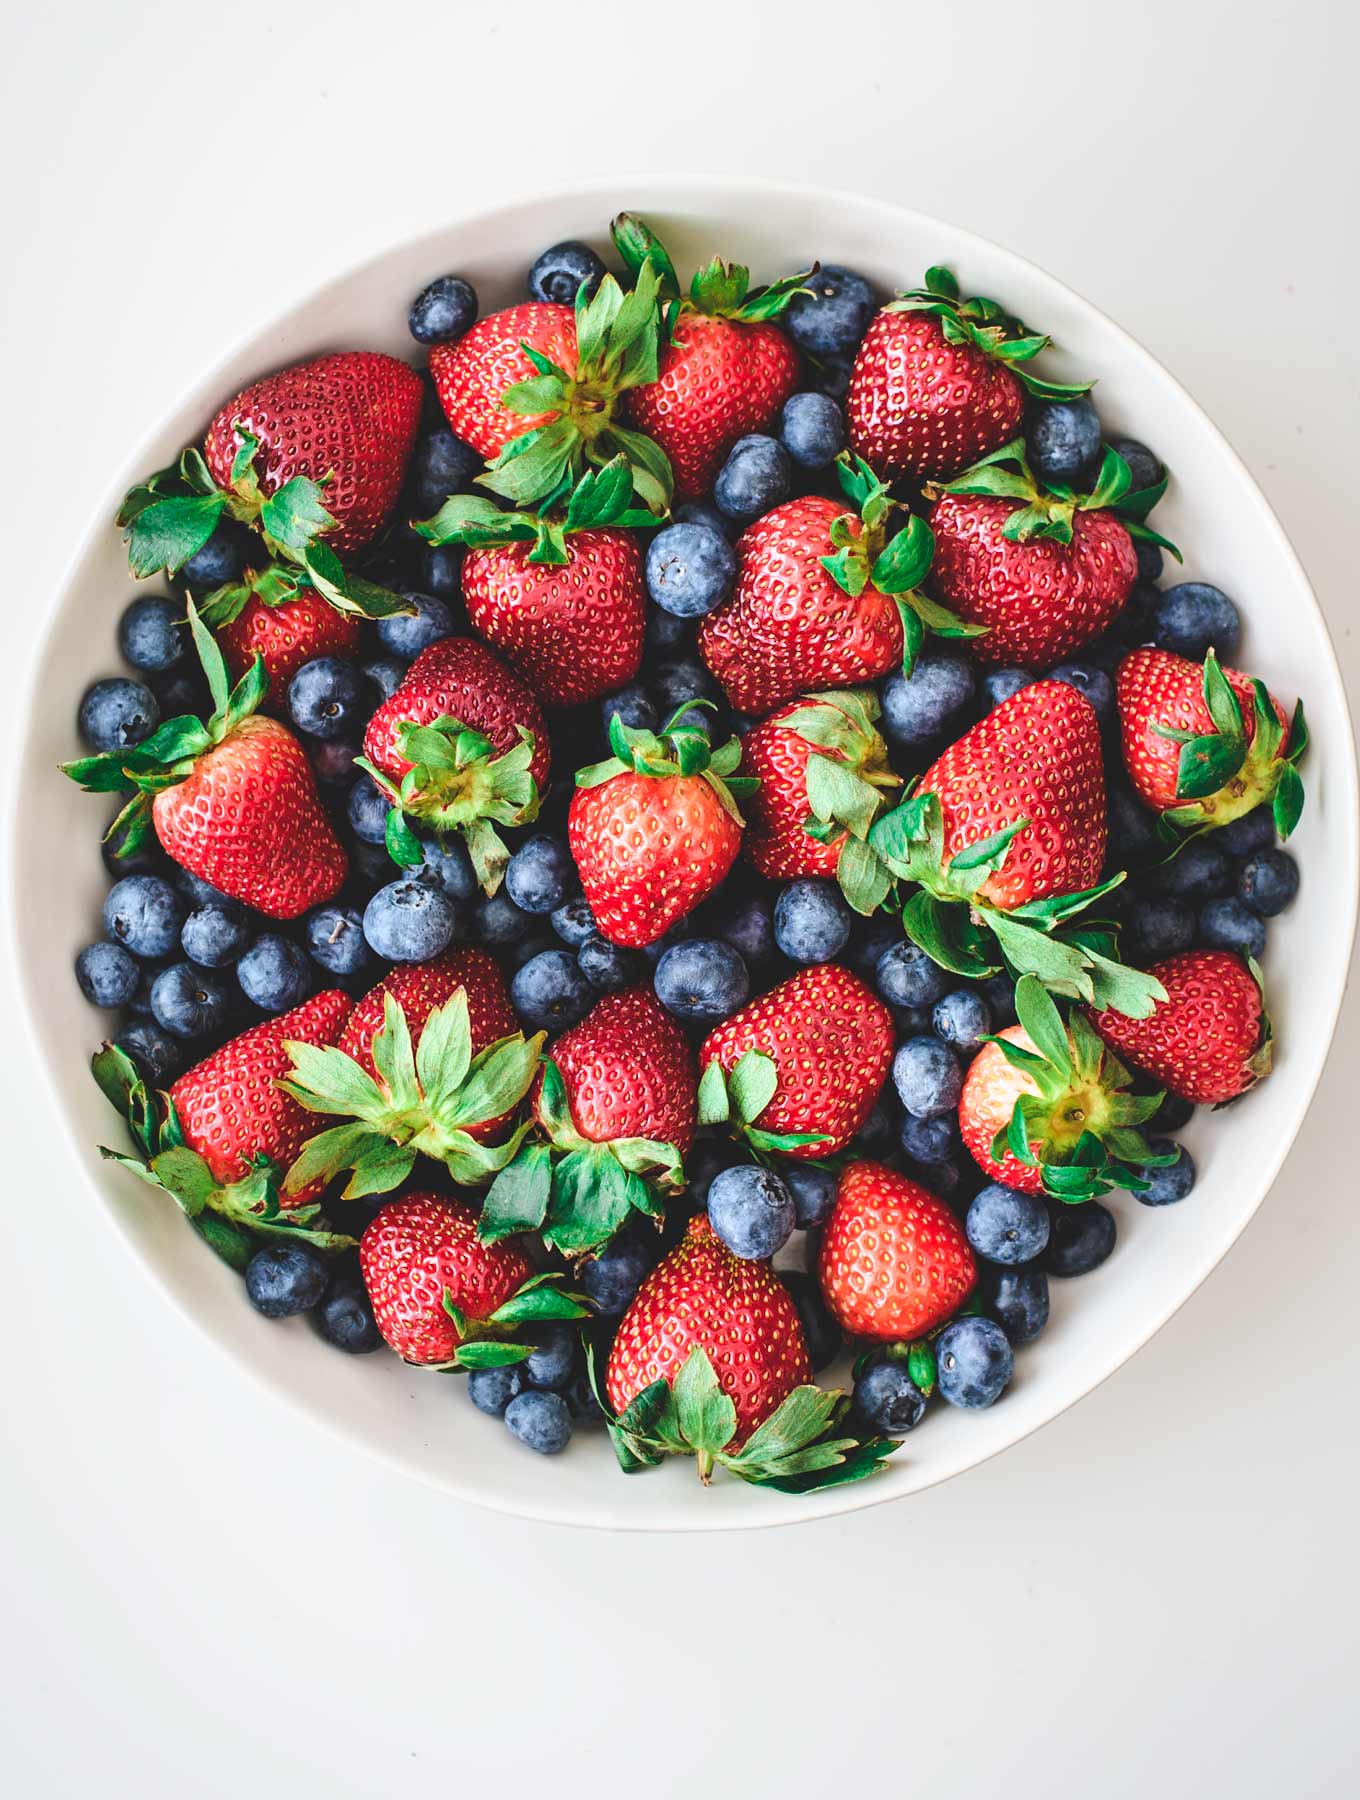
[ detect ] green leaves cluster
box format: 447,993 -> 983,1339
1155,650 -> 1308,842
610,211 -> 813,325
697,1049 -> 832,1156
417,454 -> 656,567
886,265 -> 1092,402
434,1273 -> 588,1372
940,437 -> 1180,558
780,687 -> 901,915
575,705 -> 757,827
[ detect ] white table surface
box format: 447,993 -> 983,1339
3,3 -> 1357,1794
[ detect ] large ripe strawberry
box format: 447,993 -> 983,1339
1115,646 -> 1305,839
1087,949 -> 1272,1105
698,964 -> 894,1160
215,587 -> 361,693
567,709 -> 751,947
360,636 -> 550,893
341,949 -> 516,1093
847,264 -> 1089,485
818,1161 -> 976,1340
611,213 -> 806,502
63,600 -> 346,919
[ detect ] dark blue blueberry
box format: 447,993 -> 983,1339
152,668 -> 209,718
173,869 -> 231,909
244,1242 -> 328,1319
978,971 -> 1018,1026
118,596 -> 187,674
350,839 -> 394,887
892,1035 -> 963,1119
1109,579 -> 1161,649
1136,1137 -> 1197,1206
713,434 -> 792,523
528,240 -> 606,305
1216,805 -> 1275,857
807,351 -> 854,400
1106,775 -> 1161,865
103,874 -> 185,960
361,656 -> 408,705
672,499 -> 729,535
504,1388 -> 573,1454
601,682 -> 657,736
181,902 -> 250,968
645,605 -> 695,658
899,1110 -> 960,1164
1028,397 -> 1102,487
101,809 -> 166,879
981,667 -> 1035,711
645,522 -> 736,619
565,1371 -> 604,1423
578,934 -> 644,991
1049,661 -> 1114,726
880,652 -> 976,746
1044,1200 -> 1116,1277
783,264 -> 877,357
773,879 -> 852,965
842,916 -> 902,985
932,988 -> 993,1054
75,942 -> 140,1008
1151,1090 -> 1195,1132
376,592 -> 455,658
468,1364 -> 527,1416
851,1361 -> 928,1434
685,1138 -> 743,1207
1136,540 -> 1164,582
504,932 -> 556,973
1198,897 -> 1266,959
305,904 -> 372,977
707,1164 -> 796,1260
346,774 -> 392,846
1124,895 -> 1196,962
780,1271 -> 843,1373
524,1324 -> 578,1392
314,1272 -> 382,1352
778,392 -> 846,468
418,544 -> 463,601
78,677 -> 160,753
408,273 -> 478,346
907,1153 -> 968,1201
985,1265 -> 1050,1343
1238,847 -> 1299,916
654,938 -> 750,1021
237,934 -> 313,1012
875,940 -> 951,1009
310,740 -> 361,786
579,1232 -> 654,1317
288,657 -> 367,740
1153,838 -> 1233,901
476,889 -> 535,947
149,962 -> 231,1040
510,948 -> 593,1030
966,1182 -> 1050,1265
413,834 -> 478,902
652,656 -> 720,733
1152,583 -> 1240,662
935,1315 -> 1014,1409
783,1162 -> 837,1229
117,1018 -> 185,1084
640,917 -> 696,967
363,880 -> 460,963
408,426 -> 481,513
504,834 -> 575,915
180,519 -> 250,590
853,1099 -> 899,1158
550,896 -> 598,948
1108,437 -> 1162,494
704,889 -> 776,967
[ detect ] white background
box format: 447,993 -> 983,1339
2,3 -> 1357,1795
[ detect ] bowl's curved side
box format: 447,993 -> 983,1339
9,176 -> 1357,1532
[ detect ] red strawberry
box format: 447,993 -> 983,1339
568,711 -> 748,947
341,949 -> 516,1089
541,985 -> 696,1159
215,588 -> 361,693
1115,647 -> 1302,836
698,964 -> 894,1161
959,1027 -> 1050,1195
430,302 -> 578,460
847,265 -> 1088,485
1087,949 -> 1271,1105
818,1162 -> 976,1340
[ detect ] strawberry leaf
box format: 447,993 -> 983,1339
478,1143 -> 553,1243
672,1346 -> 739,1457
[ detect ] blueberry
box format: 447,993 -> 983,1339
778,392 -> 846,468
1106,775 -> 1161,865
981,667 -> 1035,710
808,351 -> 855,400
152,669 -> 208,718
75,942 -> 140,1008
504,834 -> 575,915
1238,847 -> 1299,916
117,1019 -> 185,1084
773,879 -> 851,964
376,592 -> 455,658
346,774 -> 393,846
654,938 -> 750,1021
565,1371 -> 605,1423
524,1324 -> 578,1392
651,656 -> 720,732
414,834 -> 478,902
685,1137 -> 743,1206
1108,436 -> 1162,494
578,934 -> 644,991
907,1153 -> 968,1201
418,544 -> 463,601
314,1272 -> 382,1353
78,677 -> 161,753
1136,1138 -> 1197,1206
180,520 -> 250,590
408,426 -> 481,513
550,896 -> 598,949
601,681 -> 657,735
978,970 -> 1018,1025
881,652 -> 976,745
468,1364 -> 526,1416
1198,897 -> 1266,959
528,240 -> 606,305
1110,579 -> 1161,649
966,1182 -> 1051,1265
1136,540 -> 1164,582
149,961 -> 232,1040
104,874 -> 185,960
578,1233 -> 653,1317
899,1111 -> 960,1164
1044,1200 -> 1116,1277
1124,894 -> 1195,962
1216,806 -> 1275,857
851,1361 -> 928,1434
364,880 -> 460,963
118,595 -> 187,674
310,740 -> 361,786
1153,839 -> 1233,901
504,1388 -> 573,1455
1152,583 -> 1240,662
853,1099 -> 899,1158
932,988 -> 993,1054
180,902 -> 250,969
361,656 -> 409,705
351,840 -> 394,887
408,274 -> 478,346
504,932 -> 556,973
287,657 -> 367,741
244,1242 -> 328,1319
237,934 -> 313,1011
101,808 -> 166,879
984,1265 -> 1050,1343
645,605 -> 695,658
935,1315 -> 1014,1409
511,948 -> 593,1030
705,889 -> 776,967
783,264 -> 877,357
645,522 -> 737,619
714,434 -> 792,523
173,869 -> 231,909
875,940 -> 951,1009
1150,1091 -> 1195,1133
783,1162 -> 837,1229
1027,397 -> 1102,487
475,889 -> 536,947
305,904 -> 372,977
707,1164 -> 796,1260
892,1036 -> 963,1119
1049,661 -> 1114,726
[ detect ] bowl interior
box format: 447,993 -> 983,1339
12,177 -> 1357,1530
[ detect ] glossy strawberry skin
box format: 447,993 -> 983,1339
958,1026 -> 1046,1195
847,310 -> 1024,485
918,680 -> 1106,911
462,531 -> 645,707
567,773 -> 741,948
1087,950 -> 1267,1105
818,1161 -> 976,1340
541,985 -> 696,1156
170,989 -> 351,1204
359,1193 -> 534,1365
624,313 -> 799,502
699,497 -> 903,714
363,637 -> 551,794
1116,647 -> 1289,812
152,714 -> 347,919
204,351 -> 422,556
429,303 -> 577,461
929,493 -> 1137,668
606,1215 -> 810,1445
216,591 -> 361,698
699,964 -> 894,1161
741,702 -> 847,881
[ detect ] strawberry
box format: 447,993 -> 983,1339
817,1161 -> 976,1340
340,949 -> 516,1080
698,964 -> 894,1160
567,709 -> 751,948
431,302 -> 578,461
847,264 -> 1089,485
1087,949 -> 1272,1105
698,455 -> 975,714
611,213 -> 806,502
63,600 -> 346,919
360,636 -> 550,893
1115,646 -> 1305,838
214,587 -> 361,693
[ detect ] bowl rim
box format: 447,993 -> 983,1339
10,172 -> 1358,1532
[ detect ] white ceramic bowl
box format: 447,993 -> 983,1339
12,177 -> 1358,1532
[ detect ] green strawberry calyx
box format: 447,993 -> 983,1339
820,454 -> 986,677
425,1274 -> 590,1373
867,788 -> 1169,1019
90,1043 -> 356,1269
575,704 -> 757,826
476,1057 -> 684,1256
611,211 -> 814,328
1153,650 -> 1308,841
696,1048 -> 834,1157
885,265 -> 1092,402
937,438 -> 1181,559
416,454 -> 657,568
277,991 -> 544,1200
779,686 -> 903,916
592,1342 -> 898,1490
